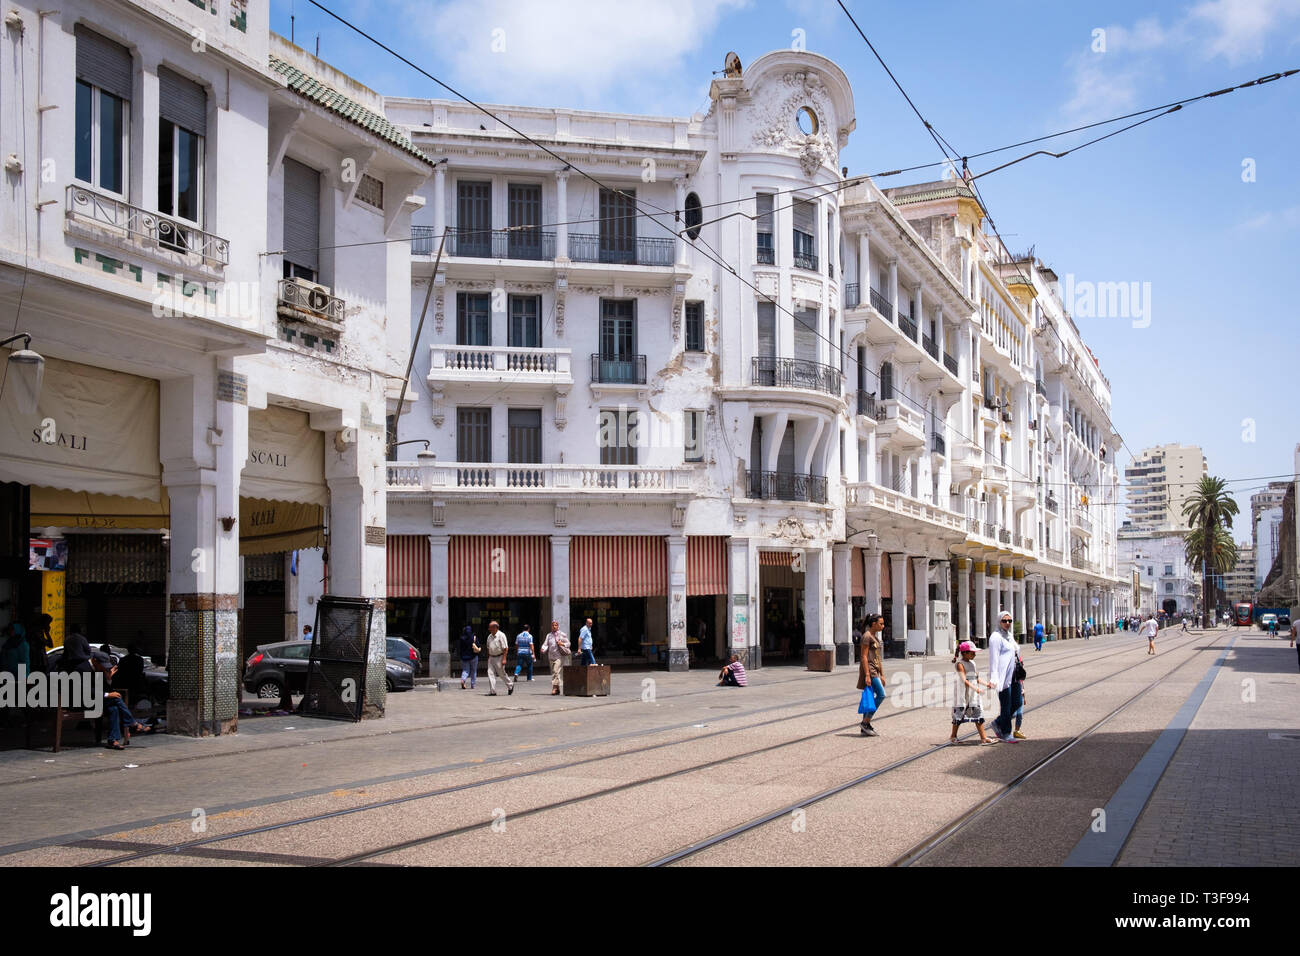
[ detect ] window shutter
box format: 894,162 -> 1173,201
793,308 -> 818,362
283,158 -> 320,274
755,193 -> 773,234
75,25 -> 133,101
159,66 -> 206,136
792,198 -> 815,235
756,302 -> 776,358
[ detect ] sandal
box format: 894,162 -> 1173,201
106,741 -> 126,750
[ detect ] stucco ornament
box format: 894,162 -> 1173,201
750,70 -> 837,174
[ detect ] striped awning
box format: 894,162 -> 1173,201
881,552 -> 892,600
570,536 -> 666,598
852,547 -> 864,598
687,536 -> 728,595
450,535 -> 550,598
387,535 -> 430,598
760,550 -> 795,567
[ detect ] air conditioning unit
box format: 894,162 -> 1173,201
285,276 -> 330,313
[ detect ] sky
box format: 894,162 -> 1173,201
274,0 -> 1300,529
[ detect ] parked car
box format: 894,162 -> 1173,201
1279,614 -> 1291,628
386,658 -> 414,692
46,644 -> 168,703
242,641 -> 312,699
386,637 -> 421,675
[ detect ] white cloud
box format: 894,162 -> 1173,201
407,0 -> 750,109
1062,54 -> 1146,121
1188,0 -> 1300,64
1234,204 -> 1300,231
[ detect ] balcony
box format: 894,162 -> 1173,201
1045,496 -> 1060,514
591,353 -> 647,385
845,482 -> 966,534
949,440 -> 983,484
66,184 -> 230,270
983,461 -> 1009,490
931,433 -> 946,456
1036,379 -> 1048,399
387,461 -> 695,497
413,226 -> 557,261
429,344 -> 573,387
1072,510 -> 1094,537
277,277 -> 345,330
875,399 -> 925,448
792,251 -> 819,272
756,238 -> 775,265
898,313 -> 918,340
750,357 -> 841,397
856,389 -> 879,421
1046,547 -> 1064,564
745,470 -> 828,505
869,287 -> 893,318
845,283 -> 861,309
570,234 -> 674,267
943,352 -> 959,376
998,528 -> 1012,545
922,334 -> 938,360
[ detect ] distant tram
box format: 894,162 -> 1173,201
1233,602 -> 1254,626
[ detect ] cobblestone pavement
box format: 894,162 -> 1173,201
1116,630 -> 1300,866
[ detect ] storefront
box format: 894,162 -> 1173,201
570,535 -> 666,660
449,534 -> 550,663
759,550 -> 804,662
386,534 -> 430,671
686,536 -> 729,664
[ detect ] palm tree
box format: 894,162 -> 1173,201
1182,476 -> 1240,623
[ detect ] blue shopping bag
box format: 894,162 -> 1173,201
857,686 -> 878,715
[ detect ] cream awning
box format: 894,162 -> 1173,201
242,405 -> 327,505
0,353 -> 161,499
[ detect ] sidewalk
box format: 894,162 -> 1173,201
1115,631 -> 1300,866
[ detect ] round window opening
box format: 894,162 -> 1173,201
796,106 -> 819,136
684,192 -> 703,241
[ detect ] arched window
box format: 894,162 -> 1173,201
684,192 -> 702,241
880,361 -> 893,400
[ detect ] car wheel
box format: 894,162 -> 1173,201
256,679 -> 283,699
386,677 -> 395,692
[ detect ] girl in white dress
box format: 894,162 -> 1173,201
950,641 -> 997,744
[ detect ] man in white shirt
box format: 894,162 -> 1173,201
1141,613 -> 1159,655
987,610 -> 1020,742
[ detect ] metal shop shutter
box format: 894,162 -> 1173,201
283,158 -> 321,273
75,25 -> 133,100
159,66 -> 207,136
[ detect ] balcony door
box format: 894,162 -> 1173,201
756,301 -> 776,385
456,293 -> 491,346
508,295 -> 541,348
507,408 -> 543,487
507,183 -> 542,259
457,180 -> 492,256
598,299 -> 636,383
456,407 -> 492,486
599,188 -> 636,264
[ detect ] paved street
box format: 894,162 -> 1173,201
1,625 -> 1292,867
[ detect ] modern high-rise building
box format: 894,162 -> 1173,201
1222,543 -> 1256,604
1124,443 -> 1208,532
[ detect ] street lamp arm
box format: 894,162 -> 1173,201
0,332 -> 32,350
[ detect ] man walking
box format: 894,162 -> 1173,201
1290,620 -> 1298,672
513,624 -> 535,681
1140,613 -> 1158,655
1033,618 -> 1045,652
578,618 -> 596,666
539,621 -> 570,695
987,610 -> 1020,743
484,621 -> 514,696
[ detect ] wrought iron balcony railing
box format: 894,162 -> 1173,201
277,277 -> 345,324
1036,379 -> 1048,398
898,313 -> 918,340
750,356 -> 842,396
792,250 -> 819,272
570,234 -> 675,266
745,469 -> 828,504
845,283 -> 861,308
66,184 -> 230,266
590,353 -> 647,384
931,433 -> 946,455
1045,496 -> 1060,514
922,334 -> 938,359
943,352 -> 959,375
756,237 -> 775,265
857,389 -> 878,420
869,287 -> 893,317
414,226 -> 557,260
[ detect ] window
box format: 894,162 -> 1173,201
599,299 -> 635,358
755,301 -> 776,385
684,410 -> 704,462
598,408 -> 640,466
1165,583 -> 1174,593
282,158 -> 320,281
508,295 -> 541,348
1147,566 -> 1154,576
684,192 -> 702,241
157,68 -> 207,243
74,27 -> 132,196
356,174 -> 384,210
456,180 -> 492,256
796,106 -> 819,136
1164,564 -> 1173,576
599,187 -> 637,264
792,198 -> 816,270
507,183 -> 542,258
880,362 -> 894,401
456,407 -> 492,462
507,409 -> 542,463
457,293 -> 492,346
826,208 -> 835,276
755,192 -> 774,263
685,301 -> 704,352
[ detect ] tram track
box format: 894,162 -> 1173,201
644,630 -> 1222,867
43,632 -> 1169,867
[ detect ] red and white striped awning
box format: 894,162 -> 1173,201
852,547 -> 865,598
387,535 -> 430,598
881,552 -> 892,599
449,535 -> 550,598
570,536 -> 666,598
687,536 -> 729,596
759,550 -> 795,567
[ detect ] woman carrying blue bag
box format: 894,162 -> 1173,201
856,613 -> 886,737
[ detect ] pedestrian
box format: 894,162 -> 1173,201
717,653 -> 748,687
1181,616 -> 1188,632
1140,613 -> 1158,655
578,617 -> 596,666
1083,619 -> 1091,640
949,641 -> 995,745
539,621 -> 570,695
987,610 -> 1020,743
301,624 -> 313,641
1033,617 -> 1044,652
457,625 -> 479,690
26,613 -> 52,673
1268,617 -> 1278,638
513,624 -> 535,681
1290,621 -> 1298,672
484,621 -> 513,696
856,612 -> 886,737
